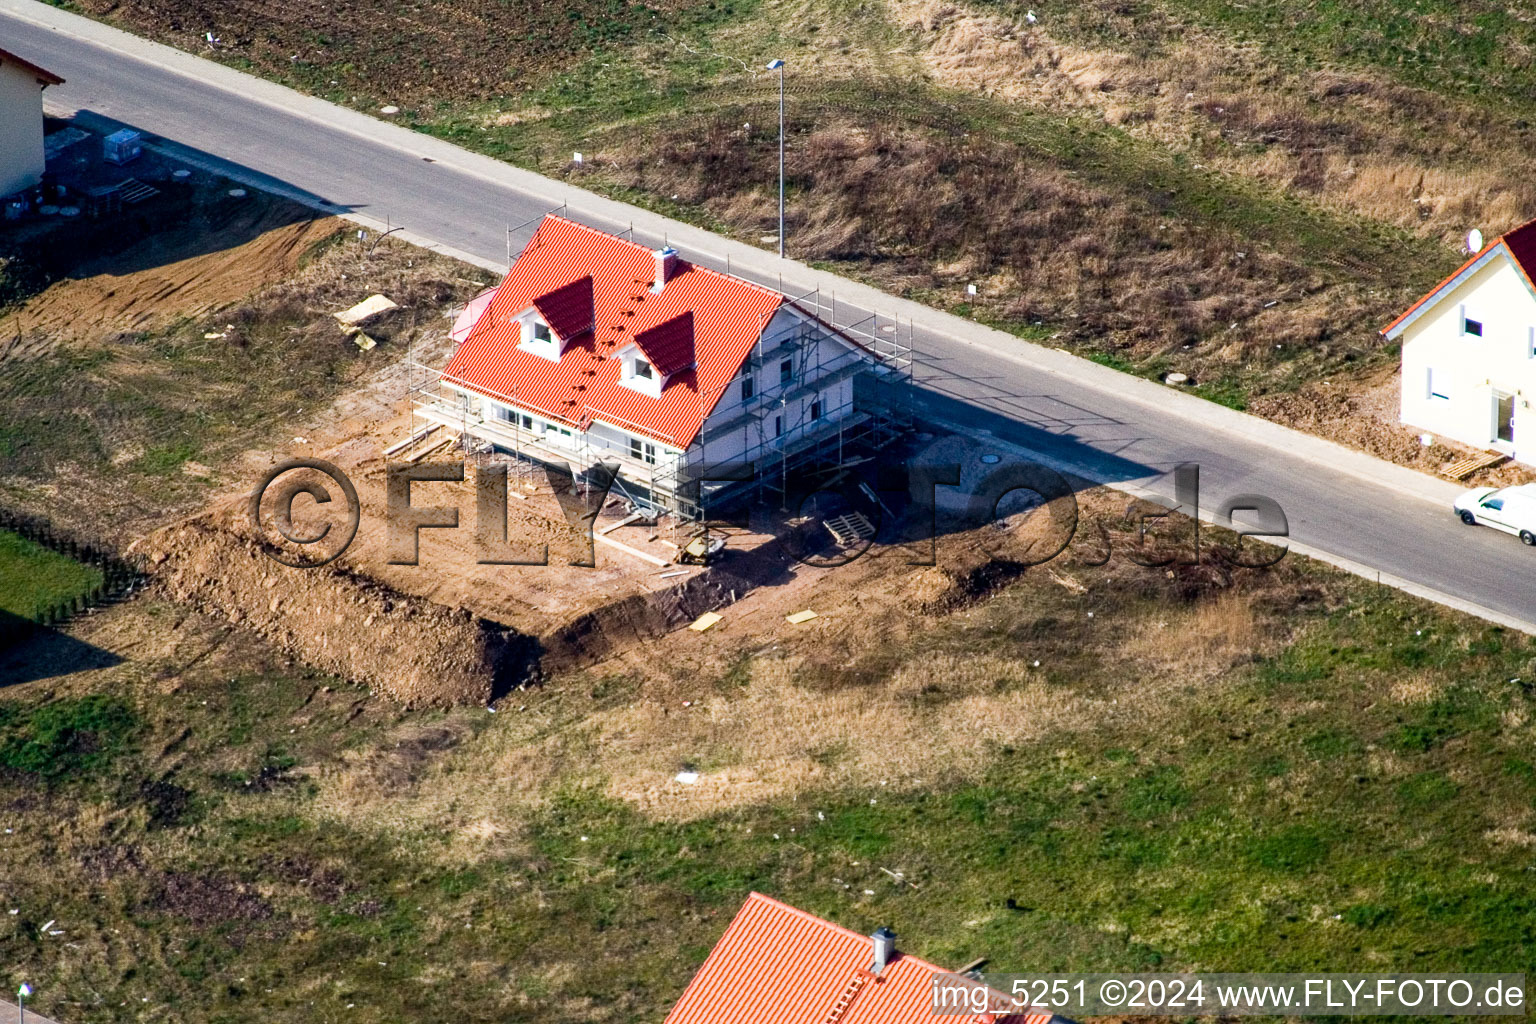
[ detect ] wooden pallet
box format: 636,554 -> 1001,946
1443,450 -> 1509,481
824,511 -> 875,547
116,178 -> 160,205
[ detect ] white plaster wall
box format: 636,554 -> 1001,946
0,61 -> 46,197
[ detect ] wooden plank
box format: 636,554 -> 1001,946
689,611 -> 723,632
824,511 -> 875,546
1444,451 -> 1508,480
786,610 -> 818,624
383,423 -> 438,457
595,531 -> 670,567
600,511 -> 644,535
403,435 -> 456,463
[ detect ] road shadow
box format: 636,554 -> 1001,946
0,112 -> 358,291
0,610 -> 124,688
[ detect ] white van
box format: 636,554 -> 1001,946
1454,484 -> 1536,544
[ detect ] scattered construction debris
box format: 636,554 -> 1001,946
679,534 -> 726,565
334,293 -> 399,326
689,611 -> 723,632
786,610 -> 818,624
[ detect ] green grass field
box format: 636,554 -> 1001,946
0,529 -> 103,620
2,551 -> 1533,1022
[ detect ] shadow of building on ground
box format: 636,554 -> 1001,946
0,610 -> 124,688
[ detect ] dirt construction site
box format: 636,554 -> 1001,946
0,126 -> 1113,707
156,381 -> 1082,706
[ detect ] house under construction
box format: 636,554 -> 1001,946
411,215 -> 911,519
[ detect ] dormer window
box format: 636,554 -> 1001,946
617,343 -> 663,397
516,308 -> 561,361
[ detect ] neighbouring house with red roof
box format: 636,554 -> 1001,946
1386,217 -> 1536,462
664,892 -> 1056,1024
425,215 -> 904,516
0,46 -> 65,198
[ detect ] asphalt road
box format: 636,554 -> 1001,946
5,2 -> 1534,629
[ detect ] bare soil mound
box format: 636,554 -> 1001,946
135,515 -> 536,707
1,199 -> 340,344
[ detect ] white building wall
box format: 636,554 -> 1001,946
440,304 -> 876,509
1399,256 -> 1536,463
691,306 -> 866,470
0,60 -> 46,197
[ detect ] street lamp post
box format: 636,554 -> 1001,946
17,984 -> 31,1024
767,59 -> 785,258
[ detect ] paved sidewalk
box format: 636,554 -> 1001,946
0,998 -> 61,1024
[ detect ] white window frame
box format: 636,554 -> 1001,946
616,344 -> 663,397
1428,367 -> 1451,401
629,437 -> 657,465
1460,304 -> 1484,338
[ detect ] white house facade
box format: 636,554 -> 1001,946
1387,218 -> 1536,463
0,46 -> 64,198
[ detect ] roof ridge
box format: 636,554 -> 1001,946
741,892 -> 959,978
547,214 -> 660,262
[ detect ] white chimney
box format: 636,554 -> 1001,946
653,247 -> 679,293
871,927 -> 896,973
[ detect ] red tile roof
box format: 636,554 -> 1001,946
663,893 -> 1055,1024
1383,216 -> 1536,338
533,275 -> 595,342
633,311 -> 697,377
0,46 -> 64,87
441,216 -> 784,447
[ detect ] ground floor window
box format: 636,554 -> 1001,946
1428,367 -> 1451,401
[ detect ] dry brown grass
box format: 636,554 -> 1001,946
597,117 -> 1383,359
894,0 -> 1536,245
309,569 -> 1292,840
1121,589 -> 1260,680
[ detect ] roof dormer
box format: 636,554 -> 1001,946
512,275 -> 596,362
616,343 -> 663,397
515,307 -> 562,362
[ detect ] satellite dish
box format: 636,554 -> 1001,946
1467,228 -> 1485,253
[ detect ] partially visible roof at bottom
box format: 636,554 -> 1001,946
1382,215 -> 1536,338
663,892 -> 1056,1024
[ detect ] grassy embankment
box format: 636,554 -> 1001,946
3,539 -> 1534,1022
